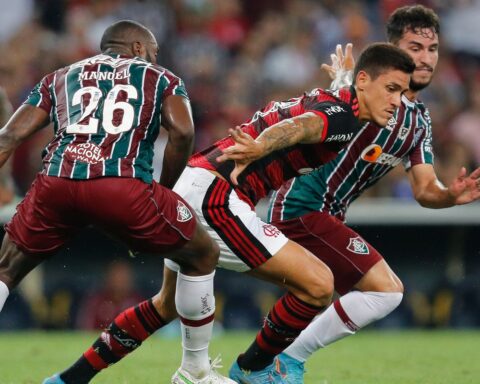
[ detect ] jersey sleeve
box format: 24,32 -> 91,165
304,98 -> 360,144
163,72 -> 189,100
403,109 -> 434,170
23,74 -> 53,115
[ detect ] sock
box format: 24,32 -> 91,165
60,299 -> 166,384
176,271 -> 215,379
284,291 -> 403,362
0,281 -> 9,312
239,292 -> 324,371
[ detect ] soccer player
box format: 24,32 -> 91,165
0,20 -> 235,384
266,6 -> 480,383
50,42 -> 415,384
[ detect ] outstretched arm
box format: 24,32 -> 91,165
216,111 -> 326,185
0,104 -> 50,168
321,43 -> 355,89
160,95 -> 195,189
408,163 -> 480,208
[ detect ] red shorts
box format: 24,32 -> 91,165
5,174 -> 196,257
273,211 -> 383,295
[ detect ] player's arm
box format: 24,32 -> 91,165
160,95 -> 195,189
219,111 -> 325,161
0,104 -> 50,168
407,163 -> 480,208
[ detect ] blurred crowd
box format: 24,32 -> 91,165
0,0 -> 479,200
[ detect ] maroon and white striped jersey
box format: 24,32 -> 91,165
24,53 -> 188,183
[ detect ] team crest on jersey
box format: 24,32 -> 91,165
397,126 -> 410,140
347,236 -> 369,255
177,201 -> 193,222
385,116 -> 397,130
263,224 -> 281,238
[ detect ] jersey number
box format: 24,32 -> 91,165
66,85 -> 138,135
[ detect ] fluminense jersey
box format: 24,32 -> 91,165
24,53 -> 188,184
270,95 -> 434,222
188,87 -> 361,204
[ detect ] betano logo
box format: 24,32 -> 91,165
360,144 -> 402,167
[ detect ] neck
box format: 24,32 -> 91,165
103,47 -> 133,57
405,89 -> 419,101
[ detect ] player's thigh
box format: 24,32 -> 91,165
248,239 -> 334,304
354,259 -> 404,293
274,211 -> 383,295
5,174 -> 80,257
175,167 -> 288,272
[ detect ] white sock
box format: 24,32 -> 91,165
284,291 -> 403,362
0,281 -> 9,312
175,271 -> 216,379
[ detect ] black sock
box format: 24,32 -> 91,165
59,357 -> 98,384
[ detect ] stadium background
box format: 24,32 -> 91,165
0,0 -> 479,332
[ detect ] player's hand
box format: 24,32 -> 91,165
216,127 -> 265,185
320,43 -> 355,80
447,166 -> 480,205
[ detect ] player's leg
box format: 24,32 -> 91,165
230,239 -> 333,377
54,266 -> 178,384
0,234 -> 46,311
274,212 -> 402,383
1,174 -> 76,313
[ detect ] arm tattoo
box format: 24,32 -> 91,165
257,113 -> 324,154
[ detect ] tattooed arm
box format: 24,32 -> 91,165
216,111 -> 325,184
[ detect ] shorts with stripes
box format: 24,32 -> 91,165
172,167 -> 288,272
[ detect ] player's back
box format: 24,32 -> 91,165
27,53 -> 187,183
189,87 -> 360,204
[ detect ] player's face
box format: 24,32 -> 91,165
396,28 -> 439,92
358,69 -> 410,127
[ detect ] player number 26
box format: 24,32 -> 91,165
66,84 -> 138,135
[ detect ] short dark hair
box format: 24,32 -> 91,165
386,5 -> 440,44
353,43 -> 415,81
100,20 -> 151,52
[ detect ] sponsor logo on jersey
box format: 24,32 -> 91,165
325,132 -> 354,143
263,224 -> 281,238
413,127 -> 425,146
177,200 -> 193,222
325,105 -> 346,115
360,144 -> 402,167
64,142 -> 106,164
78,68 -> 131,81
347,236 -> 370,255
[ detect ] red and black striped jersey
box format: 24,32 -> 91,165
189,87 -> 361,204
24,53 -> 188,184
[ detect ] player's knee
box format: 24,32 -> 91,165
303,267 -> 334,306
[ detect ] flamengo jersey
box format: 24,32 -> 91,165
270,95 -> 434,222
24,53 -> 188,184
188,87 -> 361,204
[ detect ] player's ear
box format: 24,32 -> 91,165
355,70 -> 369,91
132,41 -> 146,59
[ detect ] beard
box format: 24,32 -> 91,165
409,77 -> 431,92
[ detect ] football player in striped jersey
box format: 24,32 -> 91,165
0,20 -> 235,384
269,6 -> 480,383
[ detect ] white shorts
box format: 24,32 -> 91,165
169,166 -> 288,272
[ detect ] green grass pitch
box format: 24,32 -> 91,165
0,330 -> 479,383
